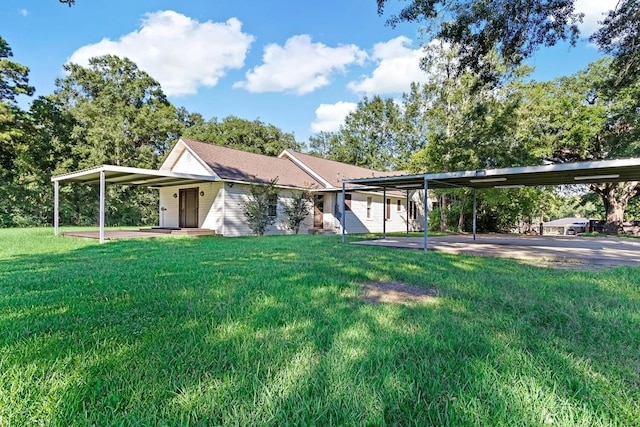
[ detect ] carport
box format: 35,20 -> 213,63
341,158 -> 640,251
51,165 -> 218,243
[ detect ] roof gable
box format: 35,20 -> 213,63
279,150 -> 401,188
160,139 -> 217,177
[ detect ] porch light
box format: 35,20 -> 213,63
173,193 -> 177,198
199,191 -> 205,197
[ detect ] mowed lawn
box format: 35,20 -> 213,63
1,229 -> 639,426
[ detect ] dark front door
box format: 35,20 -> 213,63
179,187 -> 199,228
314,195 -> 324,228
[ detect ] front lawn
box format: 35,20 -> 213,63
1,228 -> 638,426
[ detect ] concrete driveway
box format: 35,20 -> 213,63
353,234 -> 640,268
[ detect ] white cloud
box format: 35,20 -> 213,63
574,0 -> 618,35
19,9 -> 28,16
68,11 -> 254,96
235,35 -> 367,95
311,101 -> 357,132
348,36 -> 429,95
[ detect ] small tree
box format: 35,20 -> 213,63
284,189 -> 313,234
241,178 -> 279,236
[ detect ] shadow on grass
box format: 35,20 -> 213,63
0,233 -> 639,425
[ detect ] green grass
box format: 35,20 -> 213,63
1,228 -> 639,426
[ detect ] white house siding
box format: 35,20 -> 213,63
158,182 -> 224,233
199,183 -> 224,232
159,182 -> 426,236
223,184 -> 316,236
337,191 -> 425,234
171,150 -> 213,176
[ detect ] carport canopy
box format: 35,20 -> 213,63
340,157 -> 640,250
51,164 -> 219,243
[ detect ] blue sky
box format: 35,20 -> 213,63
3,0 -> 614,145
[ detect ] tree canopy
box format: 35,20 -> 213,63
377,0 -> 636,90
183,116 -> 302,156
377,0 -> 581,84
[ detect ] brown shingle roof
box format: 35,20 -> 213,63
282,150 -> 402,188
181,139 -> 322,188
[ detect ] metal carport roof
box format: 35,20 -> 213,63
344,158 -> 640,189
51,165 -> 220,243
51,164 -> 218,187
340,157 -> 640,250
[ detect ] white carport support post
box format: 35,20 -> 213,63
54,181 -> 59,236
423,176 -> 428,251
99,170 -> 105,244
382,187 -> 387,239
341,182 -> 346,244
473,189 -> 477,241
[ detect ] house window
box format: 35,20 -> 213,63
386,198 -> 391,219
344,194 -> 352,211
366,197 -> 372,218
409,201 -> 417,220
268,194 -> 278,218
397,200 -> 401,211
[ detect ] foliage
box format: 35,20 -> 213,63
56,55 -> 181,169
283,189 -> 313,234
309,93 -> 427,170
241,179 -> 279,236
50,55 -> 184,226
520,58 -> 640,232
1,229 -> 639,425
549,194 -> 602,221
0,37 -> 35,226
377,0 -> 581,86
591,0 -> 640,89
184,116 -> 303,156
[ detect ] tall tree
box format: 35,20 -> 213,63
0,36 -> 35,226
11,96 -> 78,226
521,58 -> 640,232
308,94 -> 425,170
54,55 -> 182,225
56,55 -> 181,169
407,44 -> 535,231
183,116 -> 302,156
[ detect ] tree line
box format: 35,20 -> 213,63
0,43 -> 301,228
3,0 -> 639,232
309,48 -> 639,233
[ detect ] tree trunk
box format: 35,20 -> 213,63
592,182 -> 640,234
456,194 -> 466,232
439,194 -> 448,232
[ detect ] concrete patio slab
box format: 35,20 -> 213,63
353,234 -> 640,268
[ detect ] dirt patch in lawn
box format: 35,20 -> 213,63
360,282 -> 439,306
